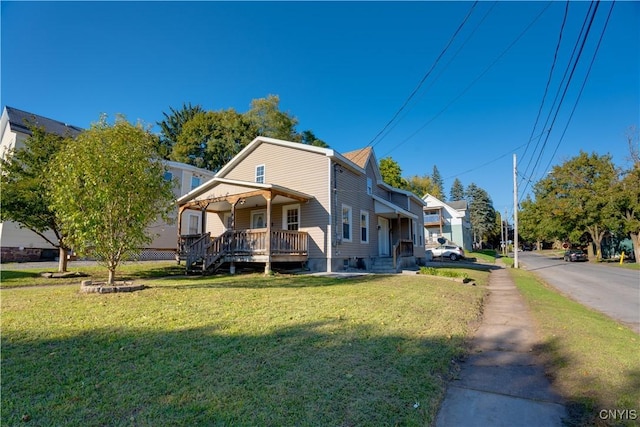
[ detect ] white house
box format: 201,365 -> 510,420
423,194 -> 473,251
0,106 -> 214,262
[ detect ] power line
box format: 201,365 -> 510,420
519,1 -> 602,200
365,2 -> 479,150
381,1 -> 553,158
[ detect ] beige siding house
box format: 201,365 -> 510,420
177,137 -> 426,273
0,106 -> 214,262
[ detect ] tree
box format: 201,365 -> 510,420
431,165 -> 444,200
379,157 -> 408,189
300,130 -> 329,148
156,102 -> 204,159
465,183 -> 497,247
48,115 -> 176,284
245,95 -> 299,141
611,130 -> 640,261
449,178 -> 465,201
0,125 -> 72,273
170,109 -> 257,172
405,174 -> 434,198
534,151 -> 619,260
518,195 -> 554,251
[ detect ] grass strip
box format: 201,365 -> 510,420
1,271 -> 488,426
509,268 -> 640,427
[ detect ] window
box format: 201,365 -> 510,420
255,165 -> 265,183
191,176 -> 201,190
360,210 -> 369,243
367,177 -> 372,195
283,204 -> 300,231
188,214 -> 199,235
251,210 -> 266,229
342,205 -> 352,242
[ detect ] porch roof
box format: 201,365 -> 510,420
372,194 -> 418,220
177,177 -> 314,212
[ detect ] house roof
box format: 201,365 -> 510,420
448,200 -> 468,211
4,106 -> 83,138
342,147 -> 373,169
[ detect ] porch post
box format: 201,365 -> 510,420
265,193 -> 272,274
198,201 -> 208,235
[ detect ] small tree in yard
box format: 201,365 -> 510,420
48,115 -> 175,284
0,125 -> 72,273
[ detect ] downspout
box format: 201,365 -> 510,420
327,158 -> 333,273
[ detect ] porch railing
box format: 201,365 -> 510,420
180,230 -> 308,273
392,239 -> 414,269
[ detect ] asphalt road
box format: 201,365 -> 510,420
517,252 -> 640,334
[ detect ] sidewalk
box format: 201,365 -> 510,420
435,262 -> 567,427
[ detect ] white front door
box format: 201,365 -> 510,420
378,217 -> 390,256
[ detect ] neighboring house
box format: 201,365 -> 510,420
0,106 -> 214,262
0,106 -> 83,262
422,194 -> 473,251
144,161 -> 215,260
176,137 -> 427,274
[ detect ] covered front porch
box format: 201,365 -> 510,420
176,178 -> 313,274
372,195 -> 418,268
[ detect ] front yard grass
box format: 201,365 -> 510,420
509,268 -> 640,426
1,269 -> 489,426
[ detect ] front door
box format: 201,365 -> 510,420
378,217 -> 390,256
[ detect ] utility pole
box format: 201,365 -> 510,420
503,208 -> 508,256
513,154 -> 519,268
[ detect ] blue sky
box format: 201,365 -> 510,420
2,1 -> 638,218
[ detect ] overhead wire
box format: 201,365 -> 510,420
518,1 -> 603,200
352,1 -> 479,168
381,1 -> 553,159
540,1 -> 615,177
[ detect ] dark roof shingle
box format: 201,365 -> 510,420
5,106 -> 83,138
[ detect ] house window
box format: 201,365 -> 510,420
191,176 -> 201,190
342,204 -> 352,242
188,214 -> 199,235
367,178 -> 372,195
251,210 -> 266,229
283,204 -> 300,231
360,210 -> 369,243
256,165 -> 265,183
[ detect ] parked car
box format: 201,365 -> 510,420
427,245 -> 465,261
563,249 -> 588,262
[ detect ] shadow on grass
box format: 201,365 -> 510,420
533,337 -> 640,427
0,270 -> 41,281
1,322 -> 465,426
154,273 -> 383,290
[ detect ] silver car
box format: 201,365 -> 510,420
427,245 -> 465,261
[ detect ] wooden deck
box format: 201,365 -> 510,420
178,230 -> 308,273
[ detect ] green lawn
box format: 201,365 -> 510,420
1,267 -> 489,426
509,268 -> 640,427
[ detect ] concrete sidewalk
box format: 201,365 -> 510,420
435,263 -> 567,427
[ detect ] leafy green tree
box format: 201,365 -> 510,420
245,95 -> 299,141
300,130 -> 329,148
465,183 -> 497,246
157,102 -> 204,159
431,165 -> 444,200
406,174 -> 437,198
0,126 -> 72,272
534,151 -> 619,260
379,157 -> 408,189
48,115 -> 175,284
518,195 -> 554,251
171,109 -> 257,172
449,178 -> 465,201
611,131 -> 640,260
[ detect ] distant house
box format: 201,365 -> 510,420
0,106 -> 213,262
0,107 -> 83,262
176,136 -> 427,274
422,194 -> 472,251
